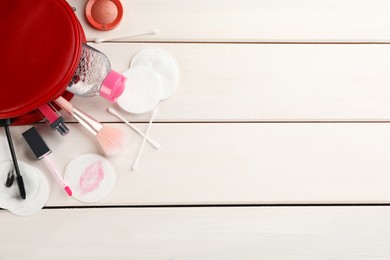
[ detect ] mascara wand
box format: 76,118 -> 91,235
0,119 -> 26,199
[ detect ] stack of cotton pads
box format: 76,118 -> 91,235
117,48 -> 180,114
110,48 -> 180,170
0,160 -> 49,216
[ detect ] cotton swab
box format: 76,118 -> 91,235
107,107 -> 161,149
132,108 -> 158,171
94,29 -> 159,43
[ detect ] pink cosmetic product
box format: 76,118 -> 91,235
38,103 -> 69,136
67,44 -> 126,102
86,0 -> 123,31
55,96 -> 129,156
79,160 -> 105,195
22,127 -> 72,197
64,154 -> 116,203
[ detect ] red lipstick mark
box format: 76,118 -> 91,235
79,161 -> 105,195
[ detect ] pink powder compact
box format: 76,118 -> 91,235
86,0 -> 123,31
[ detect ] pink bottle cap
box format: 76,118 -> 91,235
99,70 -> 127,102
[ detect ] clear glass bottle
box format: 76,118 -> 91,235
67,44 -> 126,102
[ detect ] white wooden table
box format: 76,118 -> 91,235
2,0 -> 390,258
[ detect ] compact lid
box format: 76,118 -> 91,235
0,0 -> 84,124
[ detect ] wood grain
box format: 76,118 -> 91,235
68,0 -> 390,43
3,1 -> 390,258
68,43 -> 390,122
2,123 -> 390,206
1,207 -> 389,259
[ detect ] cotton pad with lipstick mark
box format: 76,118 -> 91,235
64,154 -> 116,203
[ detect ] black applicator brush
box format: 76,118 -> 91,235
0,119 -> 26,199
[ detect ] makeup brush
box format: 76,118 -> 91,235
94,28 -> 159,44
0,119 -> 26,199
55,96 -> 129,156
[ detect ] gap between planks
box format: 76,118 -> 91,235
67,121 -> 390,124
87,41 -> 390,45
42,203 -> 390,210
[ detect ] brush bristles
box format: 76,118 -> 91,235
96,125 -> 129,156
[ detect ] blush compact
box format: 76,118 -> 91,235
85,0 -> 123,31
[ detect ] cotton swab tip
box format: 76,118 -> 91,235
107,107 -> 118,115
131,163 -> 138,171
65,186 -> 72,196
150,28 -> 160,35
153,142 -> 161,150
94,38 -> 105,43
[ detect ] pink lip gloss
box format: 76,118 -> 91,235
38,103 -> 69,136
22,127 -> 72,196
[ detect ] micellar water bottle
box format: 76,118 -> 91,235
67,44 -> 126,102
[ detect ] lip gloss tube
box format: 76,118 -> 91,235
22,127 -> 72,196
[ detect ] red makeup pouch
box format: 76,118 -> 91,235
0,0 -> 85,125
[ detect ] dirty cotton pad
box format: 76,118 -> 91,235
130,48 -> 179,100
117,66 -> 163,114
10,167 -> 49,216
0,160 -> 39,210
64,154 -> 116,203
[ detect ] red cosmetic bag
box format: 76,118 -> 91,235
0,0 -> 85,125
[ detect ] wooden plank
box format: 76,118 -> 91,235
2,123 -> 390,206
69,43 -> 390,122
67,0 -> 390,43
0,206 -> 390,259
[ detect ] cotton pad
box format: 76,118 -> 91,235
130,48 -> 180,100
64,154 -> 116,203
0,160 -> 39,210
9,167 -> 49,216
117,66 -> 163,114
